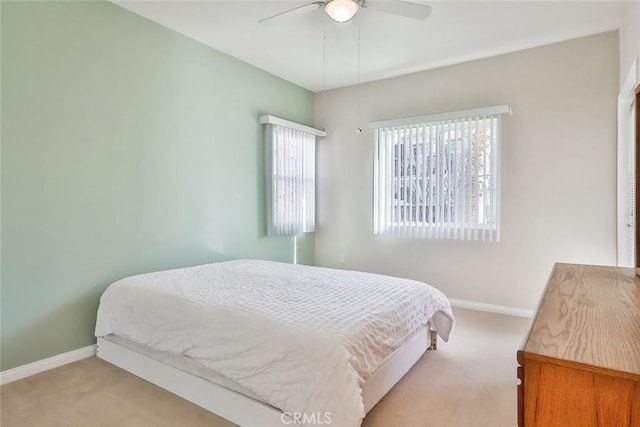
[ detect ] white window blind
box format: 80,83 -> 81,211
617,57 -> 638,267
262,116 -> 322,236
371,105 -> 510,241
627,101 -> 636,266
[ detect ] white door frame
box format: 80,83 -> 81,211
617,57 -> 639,267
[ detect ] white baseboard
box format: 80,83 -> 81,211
449,298 -> 534,318
0,344 -> 96,386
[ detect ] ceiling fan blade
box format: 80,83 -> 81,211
365,0 -> 432,20
259,2 -> 326,25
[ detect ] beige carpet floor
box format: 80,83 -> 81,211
0,308 -> 530,427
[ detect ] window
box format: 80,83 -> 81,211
261,115 -> 324,236
626,100 -> 636,266
617,57 -> 639,267
371,105 -> 510,241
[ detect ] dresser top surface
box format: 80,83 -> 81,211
521,263 -> 640,376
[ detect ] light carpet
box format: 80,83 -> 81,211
0,308 -> 530,426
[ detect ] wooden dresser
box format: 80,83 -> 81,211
517,263 -> 640,427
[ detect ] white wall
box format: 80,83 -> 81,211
314,32 -> 618,310
620,2 -> 640,85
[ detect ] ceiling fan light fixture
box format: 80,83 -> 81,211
325,0 -> 360,23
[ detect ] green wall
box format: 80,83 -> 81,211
0,1 -> 315,371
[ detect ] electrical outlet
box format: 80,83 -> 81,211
339,253 -> 345,264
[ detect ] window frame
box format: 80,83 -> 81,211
260,115 -> 324,237
370,105 -> 510,241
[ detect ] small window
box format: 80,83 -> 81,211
261,116 -> 324,236
371,105 -> 510,241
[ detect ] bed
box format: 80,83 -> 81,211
95,259 -> 455,426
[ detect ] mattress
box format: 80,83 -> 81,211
102,324 -> 430,415
95,259 -> 455,427
105,334 -> 265,404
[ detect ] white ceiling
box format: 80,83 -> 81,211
113,1 -> 625,91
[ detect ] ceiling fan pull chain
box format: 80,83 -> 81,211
356,11 -> 363,134
323,12 -> 328,132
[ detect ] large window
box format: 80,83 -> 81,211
617,58 -> 639,267
371,105 -> 510,241
261,116 -> 323,236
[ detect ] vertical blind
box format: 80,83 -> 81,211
616,58 -> 638,267
266,124 -> 316,236
371,106 -> 509,241
627,101 -> 636,266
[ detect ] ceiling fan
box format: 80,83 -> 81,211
259,0 -> 432,25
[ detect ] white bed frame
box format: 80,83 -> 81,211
96,327 -> 437,427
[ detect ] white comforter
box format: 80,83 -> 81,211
95,260 -> 454,426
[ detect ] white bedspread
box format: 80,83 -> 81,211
95,260 -> 454,426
